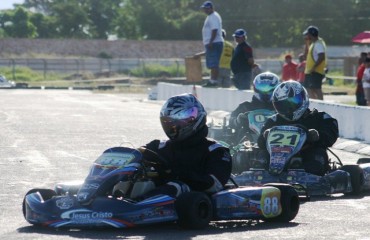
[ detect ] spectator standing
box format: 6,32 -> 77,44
296,53 -> 306,84
231,29 -> 254,90
362,57 -> 370,106
281,54 -> 298,81
355,52 -> 368,106
303,25 -> 327,100
218,29 -> 234,88
200,1 -> 223,87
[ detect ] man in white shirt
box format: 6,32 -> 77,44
200,1 -> 224,87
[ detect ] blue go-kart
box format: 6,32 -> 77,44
233,125 -> 370,198
23,146 -> 300,229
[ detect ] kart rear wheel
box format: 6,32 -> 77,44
263,183 -> 300,222
357,158 -> 370,164
175,192 -> 213,229
22,188 -> 57,218
341,165 -> 364,195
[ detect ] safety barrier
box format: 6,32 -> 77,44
156,82 -> 370,143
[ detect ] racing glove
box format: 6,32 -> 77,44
236,112 -> 249,128
307,129 -> 320,142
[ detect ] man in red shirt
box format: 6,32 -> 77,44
281,54 -> 298,81
356,52 -> 368,106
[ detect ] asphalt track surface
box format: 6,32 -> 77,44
0,89 -> 369,240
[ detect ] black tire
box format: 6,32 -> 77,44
341,165 -> 364,195
263,183 -> 300,222
357,158 -> 370,164
175,192 -> 213,229
22,188 -> 57,219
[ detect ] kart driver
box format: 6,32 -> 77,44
141,93 -> 232,198
229,71 -> 281,141
258,80 -> 339,176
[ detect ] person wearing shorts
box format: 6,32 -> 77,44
303,25 -> 327,100
304,71 -> 324,89
200,1 -> 223,87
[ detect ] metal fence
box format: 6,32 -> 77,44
0,57 -> 345,80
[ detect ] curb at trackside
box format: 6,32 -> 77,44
208,110 -> 370,157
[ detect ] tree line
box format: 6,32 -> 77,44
0,0 -> 368,47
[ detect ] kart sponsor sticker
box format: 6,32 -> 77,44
129,206 -> 176,223
80,183 -> 100,190
214,189 -> 264,217
61,209 -> 113,224
260,187 -> 282,218
271,146 -> 293,153
56,197 -> 74,210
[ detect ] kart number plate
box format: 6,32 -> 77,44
267,130 -> 301,148
96,152 -> 135,168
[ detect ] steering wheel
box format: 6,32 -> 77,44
138,147 -> 171,177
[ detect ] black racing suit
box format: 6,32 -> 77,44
143,126 -> 232,198
229,95 -> 275,142
258,109 -> 339,176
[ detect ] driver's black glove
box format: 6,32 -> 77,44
307,129 -> 319,142
236,113 -> 249,128
263,128 -> 271,139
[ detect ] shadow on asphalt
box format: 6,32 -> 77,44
17,220 -> 299,239
303,191 -> 370,203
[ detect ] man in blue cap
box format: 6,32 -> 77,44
199,1 -> 224,87
231,28 -> 254,90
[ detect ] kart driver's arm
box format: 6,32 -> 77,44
178,145 -> 232,193
316,113 -> 339,148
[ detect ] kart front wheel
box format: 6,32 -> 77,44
175,191 -> 213,229
22,188 -> 57,219
263,183 -> 300,222
341,165 -> 364,195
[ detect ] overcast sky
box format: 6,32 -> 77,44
0,0 -> 24,10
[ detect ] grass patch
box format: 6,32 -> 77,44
129,64 -> 185,78
0,66 -> 67,82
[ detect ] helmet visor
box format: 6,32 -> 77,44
160,107 -> 199,140
273,97 -> 302,121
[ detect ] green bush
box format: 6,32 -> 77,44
326,69 -> 355,87
0,66 -> 67,82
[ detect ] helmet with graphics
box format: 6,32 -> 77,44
253,71 -> 281,103
272,80 -> 309,121
160,93 -> 207,141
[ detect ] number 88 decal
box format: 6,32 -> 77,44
263,196 -> 280,215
